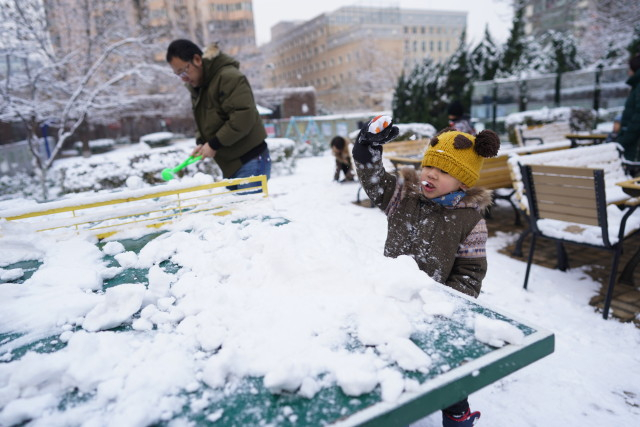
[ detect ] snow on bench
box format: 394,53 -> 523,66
508,142 -> 631,213
515,121 -> 572,146
508,143 -> 639,248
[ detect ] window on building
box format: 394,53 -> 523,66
438,41 -> 442,51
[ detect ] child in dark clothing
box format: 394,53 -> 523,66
330,136 -> 355,182
447,101 -> 476,136
352,115 -> 500,426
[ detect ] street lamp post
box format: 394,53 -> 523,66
492,81 -> 498,131
593,63 -> 604,125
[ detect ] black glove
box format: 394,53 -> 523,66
353,115 -> 399,164
355,115 -> 400,146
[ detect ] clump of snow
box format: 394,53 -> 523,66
140,132 -> 174,144
82,283 -> 146,332
102,241 -> 125,256
125,175 -> 144,189
474,315 -> 525,347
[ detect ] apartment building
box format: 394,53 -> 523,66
261,6 -> 466,112
43,0 -> 140,55
146,0 -> 256,57
522,0 -> 595,39
44,0 -> 257,63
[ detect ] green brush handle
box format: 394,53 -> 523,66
173,155 -> 202,171
161,155 -> 202,181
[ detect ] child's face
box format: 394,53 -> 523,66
420,166 -> 467,199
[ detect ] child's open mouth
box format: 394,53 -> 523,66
421,180 -> 435,192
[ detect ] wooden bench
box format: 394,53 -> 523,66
508,142 -> 634,261
508,143 -> 631,215
480,143 -> 573,225
384,139 -> 429,171
515,122 -> 572,146
519,163 -> 640,319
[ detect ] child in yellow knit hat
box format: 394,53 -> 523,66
352,115 -> 500,427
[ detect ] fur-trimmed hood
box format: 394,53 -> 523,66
203,42 -> 221,60
398,166 -> 493,211
200,42 -> 239,86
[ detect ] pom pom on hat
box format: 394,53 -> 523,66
475,130 -> 500,158
421,129 -> 500,187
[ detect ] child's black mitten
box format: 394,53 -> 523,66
356,115 -> 400,146
352,115 -> 399,164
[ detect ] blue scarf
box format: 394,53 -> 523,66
432,190 -> 466,207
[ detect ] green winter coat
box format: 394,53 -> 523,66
188,44 -> 267,178
356,160 -> 491,298
620,68 -> 640,162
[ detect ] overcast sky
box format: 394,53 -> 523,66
252,0 -> 514,47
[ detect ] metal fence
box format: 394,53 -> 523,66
471,65 -> 630,124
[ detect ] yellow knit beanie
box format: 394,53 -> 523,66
421,129 -> 500,187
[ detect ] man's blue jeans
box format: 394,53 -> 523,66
228,146 -> 271,193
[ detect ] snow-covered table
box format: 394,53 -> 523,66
0,220 -> 554,426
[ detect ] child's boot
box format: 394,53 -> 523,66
442,408 -> 481,427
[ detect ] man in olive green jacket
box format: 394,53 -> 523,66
166,39 -> 270,186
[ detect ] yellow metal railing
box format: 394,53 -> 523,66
1,175 -> 268,239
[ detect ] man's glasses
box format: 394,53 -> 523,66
175,62 -> 191,79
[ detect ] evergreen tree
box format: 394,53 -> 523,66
392,72 -> 409,124
443,29 -> 472,111
392,58 -> 447,128
470,25 -> 500,81
498,0 -> 526,76
543,30 -> 583,106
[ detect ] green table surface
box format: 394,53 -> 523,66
1,227 -> 554,426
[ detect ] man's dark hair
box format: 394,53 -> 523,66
166,39 -> 203,63
630,54 -> 640,73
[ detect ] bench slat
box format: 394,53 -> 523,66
536,193 -> 597,208
530,164 -> 596,177
534,184 -> 596,200
532,174 -> 596,187
536,206 -> 600,225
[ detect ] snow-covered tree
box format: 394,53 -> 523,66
0,0 -> 167,199
469,26 -> 500,82
580,0 -> 640,65
541,30 -> 583,106
498,0 -> 527,77
442,29 -> 473,115
392,59 -> 448,129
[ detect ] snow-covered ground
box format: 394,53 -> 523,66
0,146 -> 639,426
